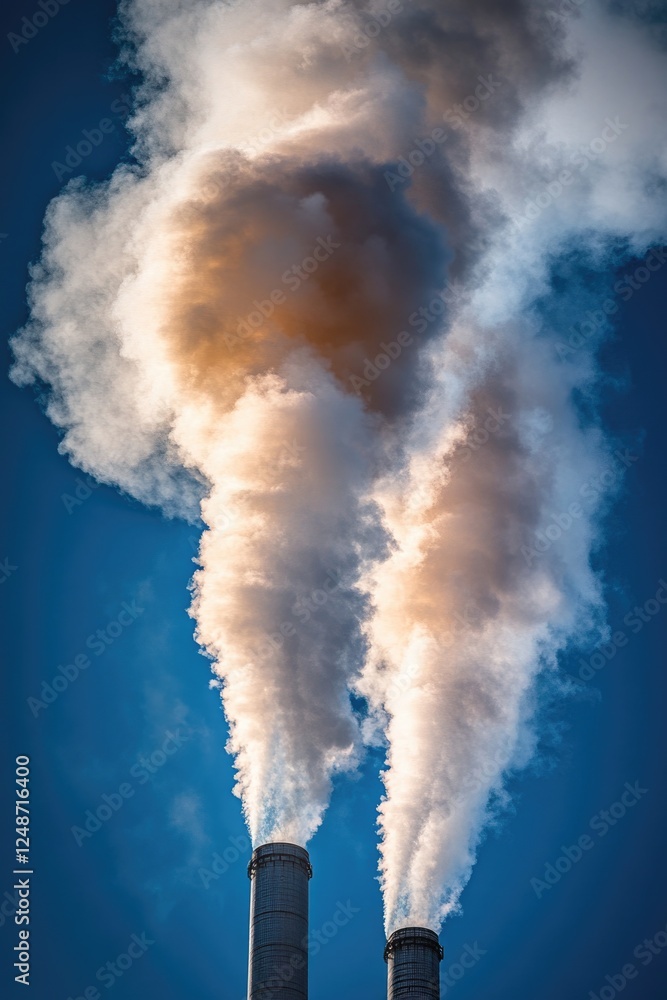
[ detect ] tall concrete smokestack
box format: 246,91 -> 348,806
385,927 -> 444,1000
247,842 -> 312,1000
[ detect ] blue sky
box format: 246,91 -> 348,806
1,2 -> 667,999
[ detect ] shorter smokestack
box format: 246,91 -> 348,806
247,842 -> 312,1000
385,926 -> 443,1000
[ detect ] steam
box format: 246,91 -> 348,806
356,3 -> 667,931
11,0 -> 667,929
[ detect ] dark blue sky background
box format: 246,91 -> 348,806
1,3 -> 666,999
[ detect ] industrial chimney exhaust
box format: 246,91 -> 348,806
385,926 -> 444,1000
247,842 -> 312,1000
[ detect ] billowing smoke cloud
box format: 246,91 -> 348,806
355,2 -> 667,931
11,0 -> 667,928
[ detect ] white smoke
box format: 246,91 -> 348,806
10,0 -> 667,929
357,4 -> 667,931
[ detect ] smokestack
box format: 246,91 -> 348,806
385,927 -> 444,1000
247,842 -> 312,1000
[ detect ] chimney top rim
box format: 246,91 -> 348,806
384,926 -> 443,962
247,842 -> 313,879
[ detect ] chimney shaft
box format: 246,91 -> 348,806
385,926 -> 443,1000
247,842 -> 312,1000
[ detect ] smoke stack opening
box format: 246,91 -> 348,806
247,842 -> 312,1000
385,926 -> 444,1000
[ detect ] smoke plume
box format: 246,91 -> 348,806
11,0 -> 667,928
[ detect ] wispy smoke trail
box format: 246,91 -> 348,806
11,0 -> 667,926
